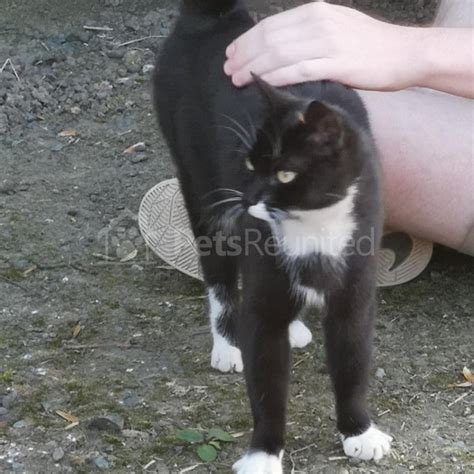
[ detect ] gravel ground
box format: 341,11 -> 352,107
1,0 -> 473,472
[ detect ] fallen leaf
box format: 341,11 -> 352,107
123,142 -> 146,154
72,324 -> 81,338
463,367 -> 474,384
120,249 -> 138,263
58,129 -> 79,137
56,410 -> 79,423
448,367 -> 474,388
64,421 -> 79,430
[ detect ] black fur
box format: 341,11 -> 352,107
154,0 -> 383,459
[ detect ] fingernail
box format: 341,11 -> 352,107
226,43 -> 236,58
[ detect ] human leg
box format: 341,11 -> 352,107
359,87 -> 473,255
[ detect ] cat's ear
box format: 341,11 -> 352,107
304,101 -> 344,146
251,73 -> 294,110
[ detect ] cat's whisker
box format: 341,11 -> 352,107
244,110 -> 258,143
221,114 -> 254,144
220,125 -> 253,150
229,148 -> 251,156
208,197 -> 243,209
202,188 -> 243,201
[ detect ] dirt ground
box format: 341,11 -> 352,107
1,0 -> 472,472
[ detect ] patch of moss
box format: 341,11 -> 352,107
0,268 -> 24,281
0,368 -> 15,383
369,394 -> 402,414
32,317 -> 46,329
18,384 -> 56,427
103,434 -> 123,446
428,371 -> 456,389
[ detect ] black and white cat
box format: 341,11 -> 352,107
154,0 -> 393,471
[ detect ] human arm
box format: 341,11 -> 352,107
223,2 -> 474,99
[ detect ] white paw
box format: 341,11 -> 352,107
233,450 -> 283,474
289,320 -> 312,349
341,424 -> 393,461
211,336 -> 243,373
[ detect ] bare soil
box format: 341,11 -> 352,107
1,0 -> 472,472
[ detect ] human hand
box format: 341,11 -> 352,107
224,1 -> 425,91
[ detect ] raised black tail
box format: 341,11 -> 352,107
183,0 -> 238,15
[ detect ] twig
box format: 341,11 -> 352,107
179,464 -> 203,474
448,391 -> 470,407
143,460 -> 156,470
0,58 -> 20,82
62,341 -> 132,351
116,35 -> 167,48
328,456 -> 347,461
289,443 -> 317,474
83,25 -> 113,31
378,409 -> 391,417
293,353 -> 311,369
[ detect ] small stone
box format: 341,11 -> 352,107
107,49 -> 125,59
451,441 -> 466,450
127,227 -> 139,239
51,142 -> 65,152
94,456 -> 110,470
13,419 -> 27,429
123,50 -> 144,73
463,406 -> 472,416
130,264 -> 144,273
2,389 -> 18,408
116,240 -> 136,260
88,414 -> 124,433
70,106 -> 81,115
122,429 -> 147,438
0,407 -> 7,415
375,367 -> 386,380
130,153 -> 149,164
10,259 -> 32,271
52,447 -> 65,461
142,64 -> 155,74
122,391 -> 140,407
12,462 -> 24,471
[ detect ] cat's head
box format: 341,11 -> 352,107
243,76 -> 364,222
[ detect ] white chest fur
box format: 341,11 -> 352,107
278,185 -> 358,260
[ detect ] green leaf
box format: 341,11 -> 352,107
197,444 -> 218,462
176,429 -> 204,444
207,428 -> 236,443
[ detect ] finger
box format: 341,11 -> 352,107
225,2 -> 326,67
225,17 -> 310,75
231,40 -> 328,87
259,58 -> 338,87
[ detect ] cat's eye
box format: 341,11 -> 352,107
245,157 -> 255,171
277,170 -> 297,184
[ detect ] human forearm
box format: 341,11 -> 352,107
416,28 -> 474,98
224,3 -> 474,99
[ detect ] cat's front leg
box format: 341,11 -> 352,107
323,280 -> 393,461
233,256 -> 299,474
207,285 -> 243,373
